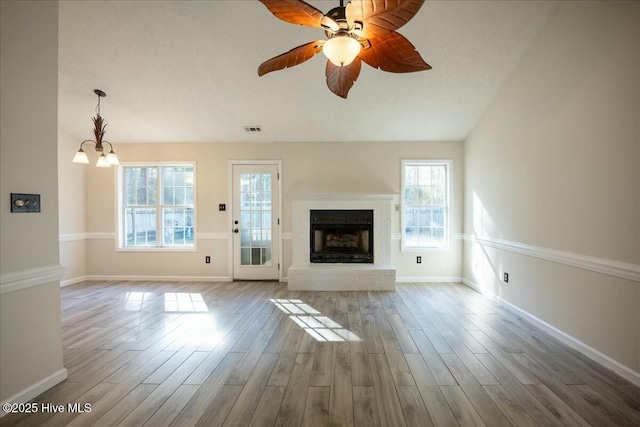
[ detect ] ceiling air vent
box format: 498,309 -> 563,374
243,126 -> 263,133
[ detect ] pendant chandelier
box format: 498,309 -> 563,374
72,89 -> 119,167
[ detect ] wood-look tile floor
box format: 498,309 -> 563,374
2,281 -> 640,427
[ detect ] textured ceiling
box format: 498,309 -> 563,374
58,0 -> 557,144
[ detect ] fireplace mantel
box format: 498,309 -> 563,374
287,193 -> 397,201
287,193 -> 397,291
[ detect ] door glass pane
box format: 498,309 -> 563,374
262,248 -> 271,265
251,248 -> 261,265
240,229 -> 250,246
239,173 -> 272,266
241,248 -> 250,265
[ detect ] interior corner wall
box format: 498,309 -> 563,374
58,128 -> 87,284
0,0 -> 66,404
83,140 -> 463,281
463,1 -> 640,373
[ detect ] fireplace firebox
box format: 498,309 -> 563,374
310,209 -> 373,263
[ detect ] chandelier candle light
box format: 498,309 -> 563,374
72,89 -> 120,167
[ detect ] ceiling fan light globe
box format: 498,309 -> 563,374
323,36 -> 361,66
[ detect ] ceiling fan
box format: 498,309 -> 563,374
257,0 -> 431,98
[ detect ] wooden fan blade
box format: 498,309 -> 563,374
258,40 -> 324,76
346,0 -> 425,39
359,31 -> 431,73
325,58 -> 362,99
258,0 -> 326,28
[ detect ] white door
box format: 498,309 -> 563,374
232,163 -> 280,280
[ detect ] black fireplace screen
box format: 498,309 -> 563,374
310,209 -> 373,263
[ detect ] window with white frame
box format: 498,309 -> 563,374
119,164 -> 195,249
402,160 -> 450,249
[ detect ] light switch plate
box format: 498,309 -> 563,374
11,193 -> 41,213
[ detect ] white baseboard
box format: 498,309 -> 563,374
0,368 -> 68,417
60,276 -> 88,287
85,275 -> 232,282
462,278 -> 640,387
462,278 -> 483,293
396,276 -> 462,283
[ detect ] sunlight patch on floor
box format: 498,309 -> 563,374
164,293 -> 209,312
124,292 -> 154,311
270,298 -> 361,342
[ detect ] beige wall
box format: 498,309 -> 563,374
0,0 -> 65,402
84,140 -> 463,280
463,1 -> 640,371
58,129 -> 87,283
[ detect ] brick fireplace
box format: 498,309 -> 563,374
288,193 -> 396,291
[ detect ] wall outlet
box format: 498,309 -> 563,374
416,256 -> 422,264
503,272 -> 509,283
205,256 -> 211,264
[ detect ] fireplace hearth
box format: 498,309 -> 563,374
310,209 -> 373,263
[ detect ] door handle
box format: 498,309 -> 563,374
233,229 -> 239,233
